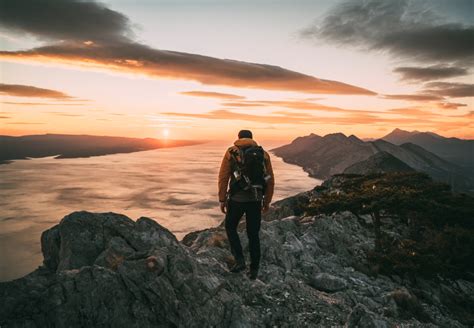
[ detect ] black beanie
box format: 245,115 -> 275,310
238,130 -> 253,139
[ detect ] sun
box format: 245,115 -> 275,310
162,128 -> 170,138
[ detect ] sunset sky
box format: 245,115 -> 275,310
0,0 -> 472,141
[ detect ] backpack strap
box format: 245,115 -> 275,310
228,146 -> 255,196
229,147 -> 242,169
228,147 -> 244,196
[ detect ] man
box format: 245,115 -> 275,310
218,130 -> 274,280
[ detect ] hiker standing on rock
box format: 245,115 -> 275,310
218,130 -> 275,280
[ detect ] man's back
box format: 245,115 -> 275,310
218,137 -> 274,206
218,130 -> 275,280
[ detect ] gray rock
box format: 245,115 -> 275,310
310,272 -> 348,292
346,304 -> 388,328
1,189 -> 472,328
0,212 -> 241,327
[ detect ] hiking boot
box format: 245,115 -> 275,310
229,259 -> 246,273
247,267 -> 258,280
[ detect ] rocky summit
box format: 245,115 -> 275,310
1,178 -> 473,327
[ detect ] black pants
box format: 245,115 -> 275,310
224,200 -> 262,270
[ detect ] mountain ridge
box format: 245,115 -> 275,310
272,132 -> 473,193
0,134 -> 206,164
344,151 -> 415,174
381,128 -> 473,169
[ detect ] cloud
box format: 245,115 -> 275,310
161,109 -> 433,126
387,107 -> 441,118
271,111 -> 317,118
378,24 -> 474,64
221,99 -> 376,114
383,84 -> 474,101
436,102 -> 467,110
462,111 -> 474,119
258,100 -> 376,114
222,97 -> 470,119
179,91 -> 245,100
0,0 -> 375,96
221,102 -> 266,107
43,112 -> 83,117
0,116 -> 10,119
435,110 -> 474,131
192,200 -> 219,210
0,42 -> 375,95
218,98 -> 466,119
393,65 -> 469,81
0,83 -> 73,99
162,101 -> 473,132
6,122 -> 45,125
1,101 -> 84,106
423,82 -> 474,98
302,0 -> 474,65
0,0 -> 132,42
383,94 -> 444,101
163,109 -> 356,125
163,196 -> 197,207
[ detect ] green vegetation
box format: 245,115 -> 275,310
306,172 -> 474,279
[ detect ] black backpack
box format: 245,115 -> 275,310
229,146 -> 267,195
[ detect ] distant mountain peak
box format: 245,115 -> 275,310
381,129 -> 473,167
385,128 -> 419,138
348,134 -> 364,143
384,128 -> 448,140
324,132 -> 347,140
392,128 -> 406,133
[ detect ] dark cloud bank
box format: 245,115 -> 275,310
0,0 -> 132,42
301,0 -> 473,100
424,82 -> 474,98
301,0 -> 474,66
393,66 -> 469,82
0,0 -> 374,95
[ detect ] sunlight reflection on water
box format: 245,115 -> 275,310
0,141 -> 321,281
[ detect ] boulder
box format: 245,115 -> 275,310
310,273 -> 348,292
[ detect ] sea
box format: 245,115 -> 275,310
0,141 -> 321,281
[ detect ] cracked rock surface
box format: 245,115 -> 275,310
1,195 -> 472,327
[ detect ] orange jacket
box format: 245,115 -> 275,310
218,138 -> 275,205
